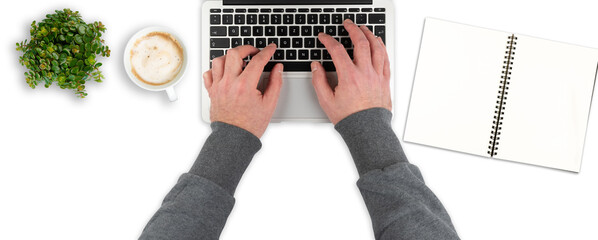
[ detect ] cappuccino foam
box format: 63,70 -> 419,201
130,32 -> 183,85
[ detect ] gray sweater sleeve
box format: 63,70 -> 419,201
335,108 -> 460,240
139,122 -> 261,240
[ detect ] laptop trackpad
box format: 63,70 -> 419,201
260,74 -> 330,121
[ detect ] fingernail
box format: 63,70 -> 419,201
203,72 -> 209,79
345,19 -> 353,24
311,61 -> 318,72
277,63 -> 284,73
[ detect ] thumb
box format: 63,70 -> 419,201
263,63 -> 284,106
311,61 -> 333,106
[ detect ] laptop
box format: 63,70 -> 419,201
201,0 -> 395,122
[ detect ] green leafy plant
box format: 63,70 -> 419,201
16,8 -> 110,98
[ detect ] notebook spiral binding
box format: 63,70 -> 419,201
488,34 -> 517,157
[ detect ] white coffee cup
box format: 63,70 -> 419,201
124,27 -> 188,102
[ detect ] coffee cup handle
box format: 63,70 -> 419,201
166,87 -> 178,102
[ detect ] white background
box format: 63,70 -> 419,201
1,0 -> 597,239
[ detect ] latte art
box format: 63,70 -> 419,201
130,32 -> 183,85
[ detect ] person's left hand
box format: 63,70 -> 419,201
203,43 -> 283,138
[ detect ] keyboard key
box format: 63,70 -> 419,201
340,38 -> 352,48
235,9 -> 246,13
231,38 -> 242,48
256,38 -> 267,48
247,14 -> 257,24
295,14 -> 306,24
326,26 -> 336,36
210,15 -> 221,24
229,26 -> 239,36
243,38 -> 254,46
210,26 -> 227,36
299,50 -> 309,60
324,8 -> 334,12
311,8 -> 322,12
283,14 -> 293,24
338,26 -> 348,36
369,14 -> 386,23
286,50 -> 297,60
366,25 -> 373,32
375,26 -> 386,43
274,50 -> 285,60
304,38 -> 315,48
317,39 -> 325,48
323,50 -> 331,59
280,38 -> 291,48
310,50 -> 321,60
267,38 -> 278,46
332,14 -> 343,24
320,14 -> 330,24
210,9 -> 221,13
344,14 -> 355,22
347,49 -> 354,59
241,26 -> 251,36
259,15 -> 269,24
374,8 -> 386,12
292,38 -> 303,48
222,14 -> 233,24
362,8 -> 373,12
253,26 -> 263,36
263,62 -> 311,71
308,14 -> 318,24
336,8 -> 347,12
323,62 -> 336,71
285,8 -> 297,13
223,9 -> 233,13
313,26 -> 324,36
271,14 -> 282,24
265,26 -> 276,36
260,9 -> 271,13
210,38 -> 230,48
248,9 -> 259,13
289,26 -> 300,36
298,8 -> 309,12
322,62 -> 336,72
210,50 -> 224,60
356,14 -> 367,24
277,26 -> 288,36
349,8 -> 360,12
273,8 -> 284,12
301,26 -> 312,36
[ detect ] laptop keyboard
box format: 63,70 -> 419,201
209,7 -> 386,72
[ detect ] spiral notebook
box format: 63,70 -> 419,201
404,18 -> 598,172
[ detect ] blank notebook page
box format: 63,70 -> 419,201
405,18 -> 598,171
405,19 -> 507,156
498,35 -> 598,172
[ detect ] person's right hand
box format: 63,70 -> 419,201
311,19 -> 392,124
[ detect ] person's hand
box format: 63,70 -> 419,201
203,43 -> 283,138
311,19 -> 392,124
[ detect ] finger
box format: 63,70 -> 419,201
377,37 -> 391,82
360,25 -> 385,75
203,70 -> 213,90
241,43 -> 277,87
263,63 -> 284,107
211,55 -> 226,82
224,45 -> 260,78
343,19 -> 372,67
318,33 -> 353,78
311,61 -> 334,106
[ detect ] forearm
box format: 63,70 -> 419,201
336,108 -> 459,240
139,122 -> 260,240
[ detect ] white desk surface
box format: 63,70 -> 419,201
1,0 -> 597,239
